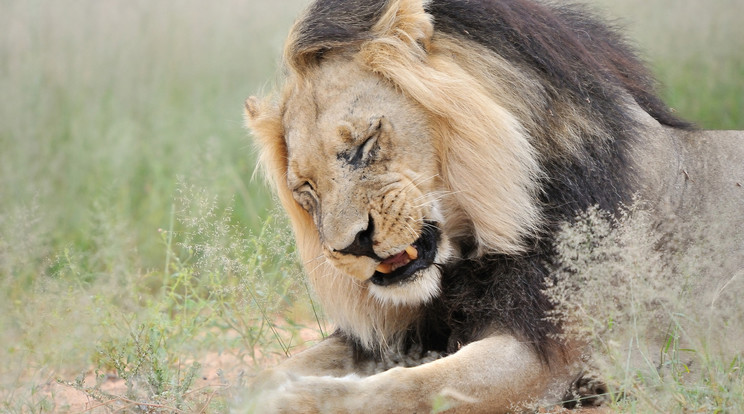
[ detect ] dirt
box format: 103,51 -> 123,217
43,325 -> 324,413
41,323 -> 612,413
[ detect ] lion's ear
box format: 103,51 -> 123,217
245,96 -> 281,135
244,96 -> 262,120
370,0 -> 433,52
245,96 -> 324,287
245,95 -> 296,215
245,96 -> 284,186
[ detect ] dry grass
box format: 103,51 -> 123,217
546,205 -> 744,412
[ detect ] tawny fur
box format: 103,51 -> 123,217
244,0 -> 744,412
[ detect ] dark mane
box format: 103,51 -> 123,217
288,0 -> 389,69
290,0 -> 691,130
426,0 -> 691,130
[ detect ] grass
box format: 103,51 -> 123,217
0,0 -> 313,411
593,0 -> 744,130
546,205 -> 744,412
0,0 -> 741,412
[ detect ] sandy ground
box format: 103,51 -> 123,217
40,323 -> 611,413
43,325 -> 324,413
48,371 -> 612,414
46,353 -> 248,412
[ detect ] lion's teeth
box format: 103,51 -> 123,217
405,245 -> 419,260
375,263 -> 393,274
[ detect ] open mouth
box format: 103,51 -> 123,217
370,221 -> 440,286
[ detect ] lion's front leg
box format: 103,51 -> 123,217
250,334 -> 568,414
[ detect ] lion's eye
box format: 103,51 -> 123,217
292,181 -> 318,213
337,117 -> 385,168
344,131 -> 379,168
360,134 -> 377,157
296,181 -> 314,193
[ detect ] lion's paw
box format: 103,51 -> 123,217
245,374 -> 365,414
562,372 -> 610,409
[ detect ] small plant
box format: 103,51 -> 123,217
72,178 -> 318,411
545,203 -> 744,412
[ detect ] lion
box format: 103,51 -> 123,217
244,0 -> 744,412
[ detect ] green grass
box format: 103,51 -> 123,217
593,0 -> 744,130
0,0 -> 741,412
0,0 -> 312,411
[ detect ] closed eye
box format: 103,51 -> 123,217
336,117 -> 384,168
345,130 -> 379,167
292,181 -> 318,212
353,135 -> 377,163
361,134 -> 377,157
296,181 -> 315,194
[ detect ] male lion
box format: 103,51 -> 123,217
244,0 -> 744,412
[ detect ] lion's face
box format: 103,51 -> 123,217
282,57 -> 454,305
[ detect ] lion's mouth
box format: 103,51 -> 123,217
370,221 -> 440,286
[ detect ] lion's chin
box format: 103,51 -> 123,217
368,266 -> 443,306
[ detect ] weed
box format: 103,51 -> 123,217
546,204 -> 744,412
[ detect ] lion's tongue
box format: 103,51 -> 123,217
375,246 -> 418,274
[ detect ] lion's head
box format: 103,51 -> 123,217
245,0 -> 687,350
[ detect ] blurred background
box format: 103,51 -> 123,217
1,0 -> 742,411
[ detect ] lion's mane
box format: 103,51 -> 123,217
249,0 -> 691,361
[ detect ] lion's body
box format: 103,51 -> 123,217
245,0 -> 744,412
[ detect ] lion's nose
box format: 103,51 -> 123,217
336,215 -> 380,259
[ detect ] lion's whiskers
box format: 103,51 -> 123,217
412,190 -> 462,209
402,220 -> 418,240
304,253 -> 325,265
401,173 -> 440,192
305,255 -> 331,275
